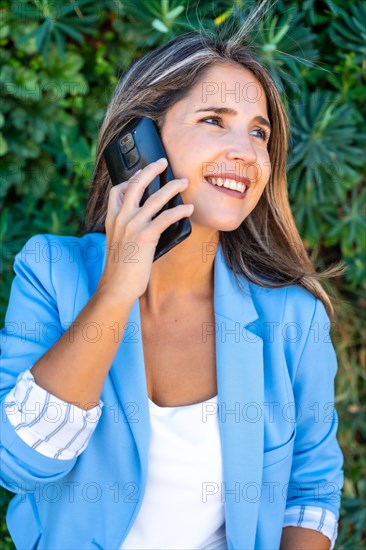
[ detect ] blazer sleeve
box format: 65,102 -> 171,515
285,295 -> 344,520
4,369 -> 102,460
0,235 -> 80,493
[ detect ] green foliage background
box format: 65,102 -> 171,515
0,0 -> 365,547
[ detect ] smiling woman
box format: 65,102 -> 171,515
159,63 -> 272,233
0,16 -> 344,550
88,33 -> 344,318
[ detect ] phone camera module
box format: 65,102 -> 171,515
120,133 -> 135,154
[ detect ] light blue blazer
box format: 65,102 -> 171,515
0,233 -> 344,549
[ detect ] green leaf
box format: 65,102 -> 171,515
16,26 -> 40,46
328,2 -> 366,62
165,6 -> 185,21
35,19 -> 52,51
0,65 -> 41,101
55,21 -> 85,44
151,18 -> 169,33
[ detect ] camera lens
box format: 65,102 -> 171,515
120,133 -> 135,153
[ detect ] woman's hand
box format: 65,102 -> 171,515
96,158 -> 194,305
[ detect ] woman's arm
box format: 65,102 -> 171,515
1,235 -> 135,411
283,506 -> 338,549
280,526 -> 330,549
284,296 -> 344,515
4,369 -> 102,459
280,293 -> 344,549
0,234 -> 135,491
30,286 -> 134,410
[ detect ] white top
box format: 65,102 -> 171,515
5,370 -> 338,549
120,394 -> 227,550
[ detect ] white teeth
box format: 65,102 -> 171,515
205,177 -> 246,193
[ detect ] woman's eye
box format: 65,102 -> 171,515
201,116 -> 223,126
253,128 -> 270,142
200,117 -> 270,142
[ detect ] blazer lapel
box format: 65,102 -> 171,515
214,243 -> 264,549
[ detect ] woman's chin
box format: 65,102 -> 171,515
190,212 -> 245,232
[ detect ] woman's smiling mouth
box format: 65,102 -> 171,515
204,176 -> 249,200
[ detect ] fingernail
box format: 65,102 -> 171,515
135,169 -> 142,175
157,157 -> 167,165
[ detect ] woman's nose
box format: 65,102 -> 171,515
222,131 -> 260,182
225,131 -> 258,164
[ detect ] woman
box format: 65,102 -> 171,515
1,30 -> 344,549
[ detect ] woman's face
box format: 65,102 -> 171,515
160,62 -> 272,232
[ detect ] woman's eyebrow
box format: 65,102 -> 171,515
195,107 -> 271,131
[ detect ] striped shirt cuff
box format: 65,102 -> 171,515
4,369 -> 103,460
284,505 -> 338,549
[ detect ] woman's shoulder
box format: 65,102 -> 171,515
14,232 -> 106,268
17,231 -> 105,252
11,232 -> 107,317
12,232 -> 106,296
245,279 -> 333,376
243,281 -> 329,331
245,276 -> 320,324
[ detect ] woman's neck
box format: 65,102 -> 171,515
140,224 -> 219,314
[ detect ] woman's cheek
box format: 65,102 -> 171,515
257,152 -> 271,184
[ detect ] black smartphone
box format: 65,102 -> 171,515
103,117 -> 192,262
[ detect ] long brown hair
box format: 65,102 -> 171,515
84,29 -> 346,320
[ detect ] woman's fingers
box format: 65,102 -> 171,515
106,168 -> 143,224
149,203 -> 194,239
130,177 -> 189,226
109,158 -> 189,229
122,158 -> 168,210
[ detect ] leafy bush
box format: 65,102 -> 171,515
1,0 -> 365,547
